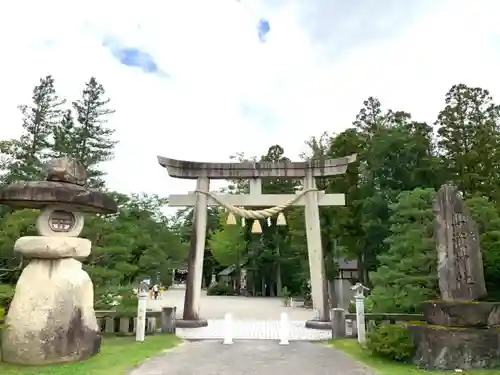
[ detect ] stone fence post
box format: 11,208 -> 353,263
136,283 -> 148,342
161,307 -> 177,334
331,308 -> 346,339
351,282 -> 370,345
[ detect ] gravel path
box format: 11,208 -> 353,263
128,340 -> 377,375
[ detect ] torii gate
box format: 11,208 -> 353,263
158,154 -> 357,325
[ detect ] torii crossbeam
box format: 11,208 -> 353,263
158,154 -> 357,325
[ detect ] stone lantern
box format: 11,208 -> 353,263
0,157 -> 117,365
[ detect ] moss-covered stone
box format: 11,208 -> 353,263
409,323 -> 500,370
423,301 -> 500,327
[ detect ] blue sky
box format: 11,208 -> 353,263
102,35 -> 169,78
2,0 -> 500,196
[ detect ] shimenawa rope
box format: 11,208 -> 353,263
193,188 -> 318,219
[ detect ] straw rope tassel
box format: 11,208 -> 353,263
226,212 -> 237,225
251,219 -> 262,233
276,212 -> 287,226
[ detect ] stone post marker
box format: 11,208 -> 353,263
136,282 -> 149,342
331,308 -> 346,339
0,157 -> 117,365
351,282 -> 369,345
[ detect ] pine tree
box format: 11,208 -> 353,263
436,84 -> 500,199
4,75 -> 64,182
52,109 -> 76,158
465,196 -> 500,299
71,77 -> 117,188
370,188 -> 438,313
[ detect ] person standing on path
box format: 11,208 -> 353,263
153,284 -> 160,300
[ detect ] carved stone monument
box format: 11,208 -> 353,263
0,157 -> 117,365
409,185 -> 500,370
434,185 -> 486,300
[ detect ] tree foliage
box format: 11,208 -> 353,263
0,76 -> 187,310
170,83 -> 500,305
370,189 -> 438,313
209,213 -> 247,267
2,76 -> 500,313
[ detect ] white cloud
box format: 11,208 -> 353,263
2,0 -> 500,201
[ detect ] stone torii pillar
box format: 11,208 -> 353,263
158,154 -> 356,326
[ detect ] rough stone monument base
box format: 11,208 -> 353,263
409,301 -> 500,370
175,319 -> 208,328
1,256 -> 100,365
409,324 -> 500,370
305,319 -> 331,330
423,300 -> 500,327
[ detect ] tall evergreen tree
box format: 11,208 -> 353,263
370,188 -> 438,313
52,109 -> 76,158
4,75 -> 64,182
69,77 -> 116,187
436,84 -> 500,199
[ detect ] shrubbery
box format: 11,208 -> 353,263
207,282 -> 234,296
366,323 -> 415,362
94,285 -> 138,312
0,306 -> 6,328
348,295 -> 374,313
0,284 -> 14,311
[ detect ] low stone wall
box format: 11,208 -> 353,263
333,312 -> 425,338
95,310 -> 160,335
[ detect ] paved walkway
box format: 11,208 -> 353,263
177,319 -> 331,340
128,340 -> 376,375
148,285 -> 316,320
148,285 -> 335,340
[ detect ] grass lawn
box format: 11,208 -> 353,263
329,339 -> 498,375
0,334 -> 181,375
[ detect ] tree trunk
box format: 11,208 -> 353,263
328,280 -> 336,308
270,280 -> 276,297
276,244 -> 282,295
183,217 -> 198,320
357,252 -> 365,284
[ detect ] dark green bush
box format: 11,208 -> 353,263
94,285 -> 138,312
367,323 -> 415,362
348,295 -> 374,313
0,284 -> 14,310
0,306 -> 6,326
207,282 -> 234,296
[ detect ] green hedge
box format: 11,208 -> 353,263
0,284 -> 14,311
207,282 -> 234,296
366,323 -> 415,362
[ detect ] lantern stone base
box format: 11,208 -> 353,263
1,237 -> 100,365
14,236 -> 91,259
